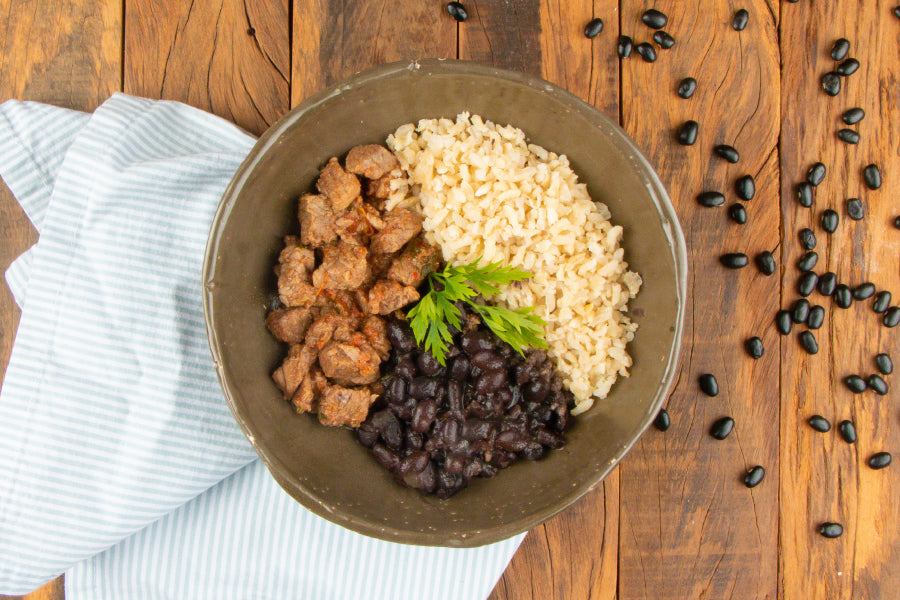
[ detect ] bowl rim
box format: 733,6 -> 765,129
202,58 -> 688,547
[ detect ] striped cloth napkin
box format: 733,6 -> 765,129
0,94 -> 523,598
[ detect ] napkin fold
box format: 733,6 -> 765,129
0,94 -> 523,598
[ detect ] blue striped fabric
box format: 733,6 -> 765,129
0,95 -> 523,598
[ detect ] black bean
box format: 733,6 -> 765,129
876,353 -> 893,375
821,72 -> 842,96
721,253 -> 749,269
446,1 -> 468,22
394,353 -> 417,381
699,373 -> 719,397
475,369 -> 507,394
807,305 -> 825,329
894,6 -> 900,18
873,291 -> 892,313
837,58 -> 859,76
409,376 -> 441,400
852,282 -> 875,300
745,337 -> 764,359
617,35 -> 634,58
796,182 -> 814,207
697,191 -> 725,207
799,330 -> 818,354
732,8 -> 749,30
461,330 -> 493,356
385,376 -> 408,404
386,319 -> 417,353
635,43 -> 657,62
831,38 -> 850,61
372,443 -> 400,471
868,452 -> 892,469
842,107 -> 865,124
834,284 -> 853,308
583,17 -> 603,38
356,420 -> 379,448
863,164 -> 882,190
715,144 -> 740,163
818,523 -> 844,538
817,272 -> 837,296
820,209 -> 839,233
417,351 -> 445,377
838,420 -> 857,443
653,30 -> 675,48
844,375 -> 867,393
799,228 -> 817,250
677,120 -> 699,145
775,310 -> 793,335
808,415 -> 831,432
677,77 -> 697,99
895,216 -> 900,229
743,465 -> 765,488
710,417 -> 735,440
837,129 -> 860,144
846,197 -> 864,220
755,251 -> 776,275
735,175 -> 755,201
653,408 -> 671,431
797,251 -> 818,272
448,356 -> 470,382
884,306 -> 900,327
410,398 -> 438,433
807,162 -> 827,186
522,379 -> 549,403
470,350 -> 503,372
867,374 -> 888,395
728,203 -> 748,224
798,272 -> 818,297
642,8 -> 668,28
791,299 -> 811,324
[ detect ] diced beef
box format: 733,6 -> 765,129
370,207 -> 422,254
360,201 -> 385,230
354,289 -> 371,315
298,193 -> 338,247
319,339 -> 381,386
361,251 -> 397,288
321,289 -> 366,320
266,306 -> 313,343
272,344 -> 317,399
368,280 -> 420,314
333,203 -> 376,245
317,385 -> 378,428
386,236 -> 440,286
277,255 -> 316,308
305,313 -> 359,350
366,174 -> 395,200
312,241 -> 368,290
345,144 -> 401,180
316,157 -> 360,211
292,375 -> 315,413
278,236 -> 315,272
361,315 -> 391,360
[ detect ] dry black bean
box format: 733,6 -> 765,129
807,305 -> 825,329
807,162 -> 827,186
831,38 -> 850,61
617,35 -> 633,58
797,251 -> 818,272
642,8 -> 668,28
743,465 -> 765,488
818,272 -> 837,296
735,175 -> 755,201
733,9 -> 749,30
699,373 -> 720,397
837,129 -> 860,144
797,182 -> 814,207
867,374 -> 888,395
834,284 -> 853,308
745,337 -> 764,359
653,30 -> 675,48
653,408 -> 671,431
868,452 -> 892,469
677,77 -> 697,99
844,375 -> 867,393
863,164 -> 882,190
808,415 -> 831,432
728,203 -> 748,224
894,6 -> 900,18
799,228 -> 817,250
873,291 -> 892,313
583,17 -> 604,38
837,58 -> 859,76
821,209 -> 839,233
446,1 -> 468,21
710,417 -> 735,440
776,310 -> 793,335
721,253 -> 749,269
846,197 -> 864,220
884,306 -> 900,327
821,72 -> 841,96
852,282 -> 876,300
842,107 -> 865,124
895,216 -> 900,229
755,251 -> 776,275
819,523 -> 844,538
876,353 -> 893,375
799,330 -> 818,354
697,191 -> 726,207
635,43 -> 657,62
798,272 -> 818,297
791,299 -> 811,324
838,420 -> 857,443
677,120 -> 699,145
715,144 -> 740,163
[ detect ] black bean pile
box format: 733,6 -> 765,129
357,313 -> 572,498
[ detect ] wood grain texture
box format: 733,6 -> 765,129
125,0 -> 290,135
617,1 -> 781,599
779,2 -> 900,598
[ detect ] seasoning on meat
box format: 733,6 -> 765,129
319,340 -> 381,385
312,241 -> 368,290
345,144 -> 401,180
370,207 -> 422,254
272,344 -> 318,399
298,193 -> 338,247
316,157 -> 360,211
266,306 -> 313,343
366,174 -> 395,200
317,386 -> 379,428
361,315 -> 391,360
277,245 -> 316,308
368,280 -> 420,314
333,202 -> 376,244
386,235 -> 440,286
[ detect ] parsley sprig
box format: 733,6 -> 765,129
406,260 -> 548,365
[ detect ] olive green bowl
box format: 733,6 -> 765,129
203,59 -> 687,547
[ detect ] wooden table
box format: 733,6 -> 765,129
2,1 -> 899,598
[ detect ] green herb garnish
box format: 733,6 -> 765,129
407,259 -> 548,365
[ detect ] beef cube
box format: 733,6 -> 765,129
333,203 -> 375,245
278,236 -> 316,271
312,241 -> 368,290
370,207 -> 422,254
360,201 -> 385,230
386,236 -> 440,286
368,280 -> 420,314
361,251 -> 397,288
316,157 -> 360,211
318,340 -> 381,385
271,344 -> 317,399
266,306 -> 313,343
317,385 -> 378,428
345,144 -> 401,180
366,174 -> 395,200
291,375 -> 315,413
298,193 -> 338,247
361,315 -> 391,360
277,254 -> 316,308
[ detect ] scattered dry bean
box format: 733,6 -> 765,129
868,452 -> 892,469
838,420 -> 857,443
867,374 -> 888,395
846,197 -> 864,220
864,164 -> 882,190
653,30 -> 675,48
822,72 -> 842,95
755,251 -> 776,275
807,162 -> 827,186
733,9 -> 749,30
819,523 -> 843,538
743,466 -> 765,488
799,228 -> 817,250
873,291 -> 892,313
799,330 -> 819,354
735,175 -> 755,200
797,182 -> 814,207
852,282 -> 875,300
844,375 -> 867,393
838,129 -> 860,144
821,209 -> 839,233
834,284 -> 853,308
875,354 -> 893,375
798,272 -> 818,297
715,144 -> 740,163
642,8 -> 668,28
745,337 -> 764,359
653,408 -> 671,431
697,191 -> 726,207
776,310 -> 793,335
699,373 -> 719,397
807,305 -> 825,329
831,38 -> 850,61
618,35 -> 634,58
837,58 -> 859,76
636,43 -> 657,62
885,307 -> 900,327
721,253 -> 749,269
678,77 -> 697,99
792,299 -> 811,324
446,1 -> 468,21
728,203 -> 748,224
711,417 -> 735,440
817,272 -> 837,296
797,251 -> 818,272
808,415 -> 831,432
677,120 -> 699,145
842,107 -> 865,124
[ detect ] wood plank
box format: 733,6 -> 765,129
616,2 -> 781,599
125,0 -> 290,136
778,2 -> 900,598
